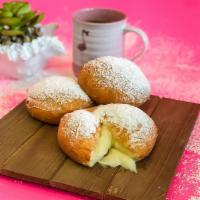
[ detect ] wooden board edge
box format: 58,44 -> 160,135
0,123 -> 45,170
161,97 -> 200,106
103,194 -> 125,200
50,180 -> 103,200
160,103 -> 200,197
0,168 -> 49,186
0,100 -> 25,120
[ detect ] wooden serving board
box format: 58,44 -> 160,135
0,96 -> 199,200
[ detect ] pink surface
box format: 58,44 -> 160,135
0,0 -> 200,200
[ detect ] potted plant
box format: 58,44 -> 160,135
0,1 -> 65,79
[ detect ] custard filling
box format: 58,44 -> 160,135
90,125 -> 137,172
89,126 -> 112,167
99,148 -> 137,173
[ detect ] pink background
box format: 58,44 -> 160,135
0,0 -> 200,200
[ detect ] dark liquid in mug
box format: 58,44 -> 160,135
87,19 -> 114,23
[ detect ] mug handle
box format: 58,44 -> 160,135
124,25 -> 149,60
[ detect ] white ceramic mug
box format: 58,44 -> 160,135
73,8 -> 149,75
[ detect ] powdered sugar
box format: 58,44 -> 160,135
65,110 -> 100,138
62,104 -> 155,143
27,76 -> 91,106
84,56 -> 150,104
93,104 -> 155,144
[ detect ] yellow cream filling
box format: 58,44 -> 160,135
89,126 -> 112,167
89,125 -> 137,172
112,140 -> 134,158
99,148 -> 137,173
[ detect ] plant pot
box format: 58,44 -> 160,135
0,24 -> 65,79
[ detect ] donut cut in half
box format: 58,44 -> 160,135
57,104 -> 157,172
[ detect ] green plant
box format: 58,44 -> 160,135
0,1 -> 45,45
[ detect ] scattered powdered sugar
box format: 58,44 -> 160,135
65,110 -> 100,138
189,197 -> 200,200
187,113 -> 200,154
0,36 -> 65,61
93,104 -> 155,144
84,56 -> 150,104
28,76 -> 91,105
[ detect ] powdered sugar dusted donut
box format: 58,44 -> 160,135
58,104 -> 157,171
26,76 -> 93,124
78,56 -> 150,106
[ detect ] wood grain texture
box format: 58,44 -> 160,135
50,160 -> 118,199
1,125 -> 66,185
0,102 -> 43,168
104,99 -> 200,200
0,97 -> 198,200
50,96 -> 161,200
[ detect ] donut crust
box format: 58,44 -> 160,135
78,56 -> 150,106
26,97 -> 93,124
58,114 -> 101,165
26,76 -> 93,124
